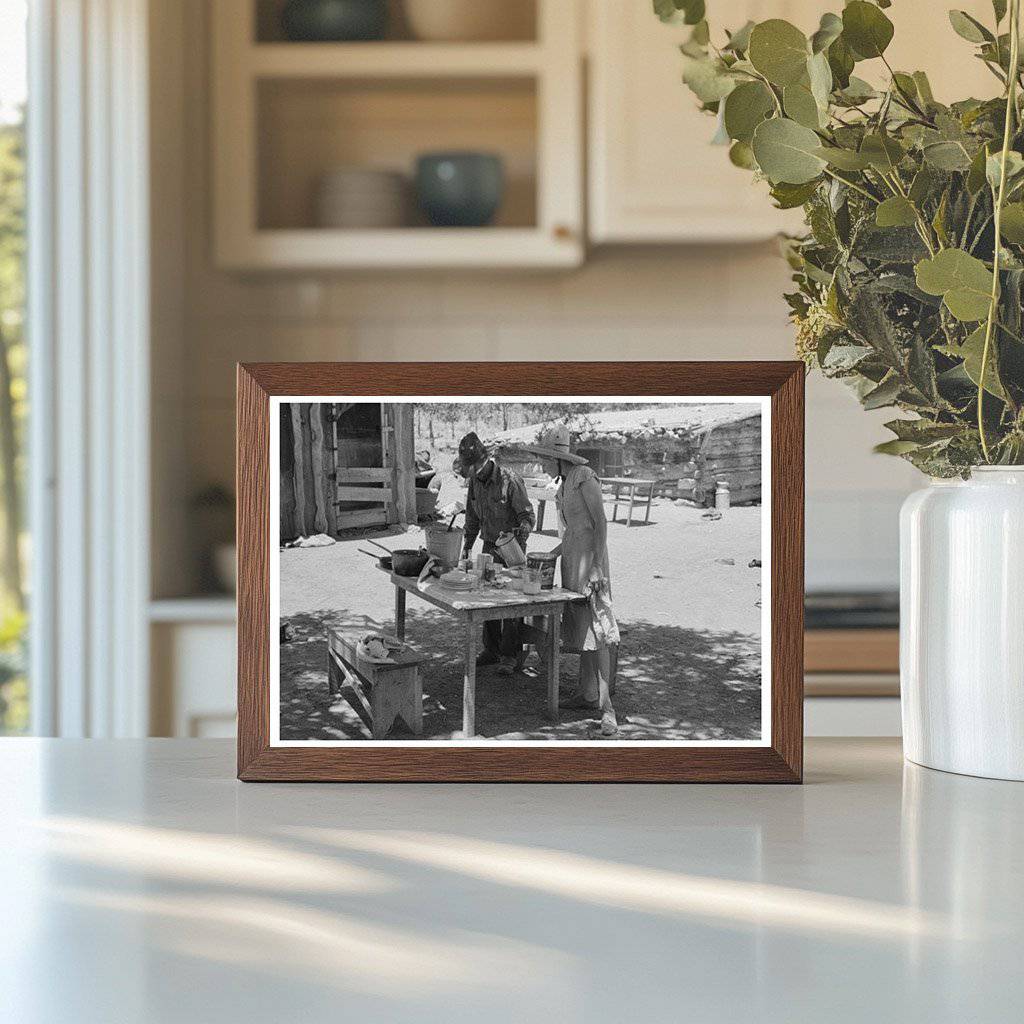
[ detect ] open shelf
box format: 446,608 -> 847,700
248,41 -> 544,78
257,76 -> 538,232
254,0 -> 538,45
213,0 -> 582,268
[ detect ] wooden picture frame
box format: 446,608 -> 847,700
237,362 -> 804,782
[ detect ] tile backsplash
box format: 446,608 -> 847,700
167,247 -> 917,595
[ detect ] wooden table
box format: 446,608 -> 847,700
603,476 -> 656,527
388,570 -> 586,737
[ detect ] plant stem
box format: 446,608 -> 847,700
979,0 -> 1021,462
821,167 -> 879,203
881,54 -> 930,120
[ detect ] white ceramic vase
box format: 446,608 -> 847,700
900,467 -> 1024,781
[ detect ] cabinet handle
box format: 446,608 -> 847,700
552,224 -> 574,241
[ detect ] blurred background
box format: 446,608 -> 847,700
0,0 -> 998,740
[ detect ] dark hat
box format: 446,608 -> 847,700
457,431 -> 488,470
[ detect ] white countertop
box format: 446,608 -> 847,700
1,738 -> 1021,1023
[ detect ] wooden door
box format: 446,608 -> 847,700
334,403 -> 417,531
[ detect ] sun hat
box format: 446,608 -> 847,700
520,424 -> 589,466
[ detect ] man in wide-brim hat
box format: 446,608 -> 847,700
458,431 -> 535,674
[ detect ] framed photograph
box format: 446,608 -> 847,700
237,362 -> 804,782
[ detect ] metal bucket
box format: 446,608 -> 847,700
527,551 -> 557,590
424,523 -> 464,567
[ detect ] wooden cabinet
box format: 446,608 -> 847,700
212,0 -> 584,269
587,0 -> 998,244
588,1 -> 811,243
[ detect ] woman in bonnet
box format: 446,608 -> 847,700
527,425 -> 619,737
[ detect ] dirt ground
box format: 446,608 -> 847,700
279,485 -> 763,742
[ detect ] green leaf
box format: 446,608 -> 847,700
815,146 -> 872,170
915,249 -> 994,321
723,81 -> 775,143
993,0 -> 1008,24
958,325 -> 1007,398
689,20 -> 710,46
654,0 -> 705,25
948,10 -> 993,44
681,0 -> 705,25
892,72 -> 919,102
874,439 -> 922,455
862,375 -> 902,409
653,0 -> 676,23
909,165 -> 936,205
724,20 -> 755,53
728,140 -> 758,169
827,35 -> 855,89
967,143 -> 993,193
860,133 -> 905,172
875,196 -> 918,228
986,150 -> 1024,190
912,71 -> 935,105
752,117 -> 827,184
681,55 -> 737,103
856,226 -> 929,263
770,179 -> 820,209
710,108 -> 731,145
908,334 -> 941,403
932,190 -> 950,247
1000,202 -> 1024,242
807,51 -> 833,110
836,75 -> 877,104
884,419 -> 963,443
923,141 -> 973,171
810,12 -> 843,54
783,83 -> 822,128
748,19 -> 810,87
842,1 -> 894,60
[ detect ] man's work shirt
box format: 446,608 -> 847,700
464,460 -> 535,552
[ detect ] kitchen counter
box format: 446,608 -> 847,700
2,738 -> 1021,1023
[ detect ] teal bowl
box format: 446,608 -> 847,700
415,152 -> 505,228
281,0 -> 388,42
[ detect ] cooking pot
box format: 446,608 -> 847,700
391,548 -> 430,577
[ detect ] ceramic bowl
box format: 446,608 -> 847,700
281,0 -> 388,42
403,0 -> 534,42
314,168 -> 409,228
415,152 -> 505,228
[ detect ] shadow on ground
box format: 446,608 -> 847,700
279,609 -> 761,742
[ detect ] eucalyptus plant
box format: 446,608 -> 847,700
659,0 -> 1024,474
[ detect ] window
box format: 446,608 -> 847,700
0,0 -> 28,734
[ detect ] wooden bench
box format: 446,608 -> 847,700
326,630 -> 428,739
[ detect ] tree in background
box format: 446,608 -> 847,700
0,108 -> 27,732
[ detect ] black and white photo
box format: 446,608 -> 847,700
271,397 -> 770,746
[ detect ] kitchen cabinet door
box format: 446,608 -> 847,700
587,1 -> 999,244
588,1 -> 814,243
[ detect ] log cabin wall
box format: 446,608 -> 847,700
699,414 -> 762,506
280,402 -> 338,542
280,401 -> 418,541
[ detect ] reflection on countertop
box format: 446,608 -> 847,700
1,738 -> 1022,1022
